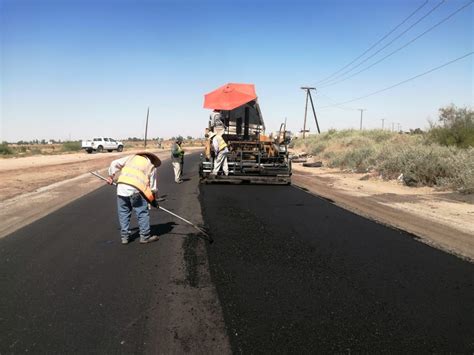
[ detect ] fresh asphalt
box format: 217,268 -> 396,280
1,153 -> 473,353
199,181 -> 474,352
0,152 -> 229,354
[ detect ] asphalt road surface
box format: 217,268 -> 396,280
0,152 -> 229,354
199,182 -> 474,352
1,152 -> 473,353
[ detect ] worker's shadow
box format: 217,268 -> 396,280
128,222 -> 177,241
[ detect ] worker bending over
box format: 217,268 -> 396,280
209,132 -> 229,176
107,152 -> 161,245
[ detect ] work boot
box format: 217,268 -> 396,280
140,235 -> 159,244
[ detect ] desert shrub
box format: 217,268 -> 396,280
61,141 -> 81,152
426,105 -> 474,148
360,129 -> 394,143
436,148 -> 474,194
377,144 -> 457,186
328,145 -> 377,172
29,147 -> 42,155
292,127 -> 473,193
0,142 -> 13,155
305,140 -> 328,155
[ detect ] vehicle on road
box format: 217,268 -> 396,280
81,137 -> 124,154
200,83 -> 292,185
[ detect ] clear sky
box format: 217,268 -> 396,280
1,0 -> 472,142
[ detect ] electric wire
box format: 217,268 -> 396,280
316,0 -> 430,85
318,93 -> 357,111
320,0 -> 474,89
320,0 -> 446,86
318,51 -> 473,109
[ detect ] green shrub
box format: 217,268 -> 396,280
0,142 -> 13,155
426,105 -> 474,148
292,127 -> 474,193
378,145 -> 452,186
61,141 -> 81,152
329,146 -> 377,172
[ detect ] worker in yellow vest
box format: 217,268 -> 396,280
107,152 -> 161,245
209,132 -> 229,176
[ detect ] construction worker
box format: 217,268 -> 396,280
210,109 -> 225,129
209,132 -> 229,176
171,137 -> 184,183
107,152 -> 161,245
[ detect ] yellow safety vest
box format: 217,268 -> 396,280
214,135 -> 228,151
117,155 -> 155,203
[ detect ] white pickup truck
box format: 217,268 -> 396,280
81,137 -> 124,153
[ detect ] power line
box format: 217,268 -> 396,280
316,0 -> 429,85
318,92 -> 357,111
319,51 -> 473,109
320,0 -> 445,87
320,0 -> 474,88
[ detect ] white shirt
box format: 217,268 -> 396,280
109,155 -> 158,197
210,112 -> 224,127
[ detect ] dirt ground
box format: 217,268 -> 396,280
0,148 -> 472,261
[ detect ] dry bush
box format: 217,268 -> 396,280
292,129 -> 474,193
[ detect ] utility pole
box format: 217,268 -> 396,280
144,107 -> 149,149
300,87 -> 320,138
397,123 -> 401,132
358,108 -> 366,130
381,118 -> 385,130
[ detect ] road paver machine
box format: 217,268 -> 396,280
199,83 -> 291,184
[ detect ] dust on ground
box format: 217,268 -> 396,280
0,148 -> 472,261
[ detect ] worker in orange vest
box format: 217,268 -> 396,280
107,152 -> 161,245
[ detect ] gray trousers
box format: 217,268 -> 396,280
212,151 -> 229,175
172,158 -> 183,182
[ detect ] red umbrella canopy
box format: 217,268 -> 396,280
203,83 -> 257,110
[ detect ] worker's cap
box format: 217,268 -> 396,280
176,138 -> 183,143
136,152 -> 161,167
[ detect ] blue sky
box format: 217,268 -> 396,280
1,0 -> 472,142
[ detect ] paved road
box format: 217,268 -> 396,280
0,153 -> 229,354
1,153 -> 473,353
200,184 -> 474,353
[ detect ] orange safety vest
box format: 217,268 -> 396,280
117,155 -> 155,203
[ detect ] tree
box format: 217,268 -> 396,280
428,105 -> 474,148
